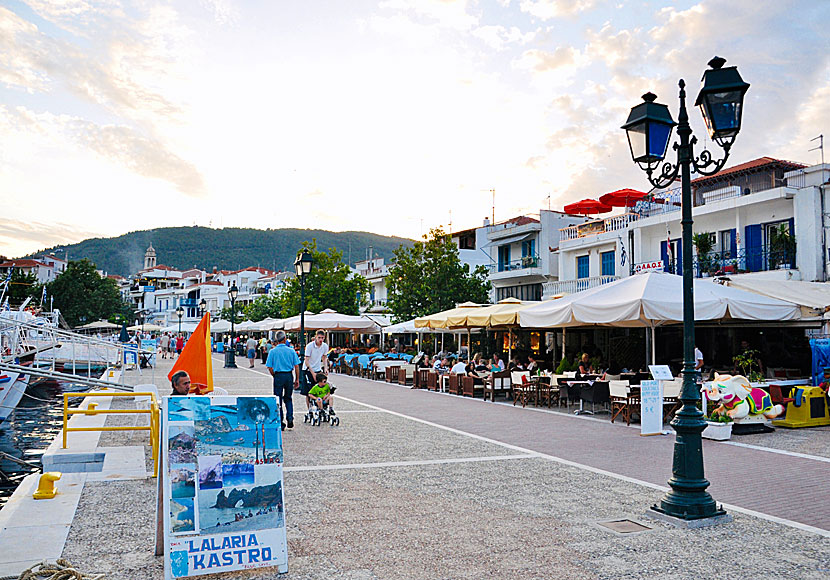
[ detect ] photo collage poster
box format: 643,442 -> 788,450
163,396 -> 288,579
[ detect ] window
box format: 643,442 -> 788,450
496,284 -> 542,302
458,233 -> 475,250
498,245 -> 511,272
577,255 -> 589,279
521,239 -> 535,257
601,251 -> 615,276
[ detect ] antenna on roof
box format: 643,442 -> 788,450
810,135 -> 824,166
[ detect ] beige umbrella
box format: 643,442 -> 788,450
127,323 -> 165,332
283,309 -> 380,332
414,302 -> 482,329
77,320 -> 120,330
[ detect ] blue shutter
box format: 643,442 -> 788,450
660,241 -> 669,272
745,225 -> 762,271
729,228 -> 737,257
675,239 -> 683,276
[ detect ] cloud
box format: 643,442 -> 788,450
519,0 -> 596,20
516,46 -> 581,73
378,0 -> 479,31
0,218 -> 103,257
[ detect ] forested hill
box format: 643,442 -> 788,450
31,227 -> 414,277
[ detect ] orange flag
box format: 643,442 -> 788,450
167,313 -> 214,394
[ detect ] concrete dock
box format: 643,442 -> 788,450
1,355 -> 829,579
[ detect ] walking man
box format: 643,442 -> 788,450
246,335 -> 258,368
302,330 -> 329,396
266,330 -> 300,431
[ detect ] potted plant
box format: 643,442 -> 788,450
703,412 -> 733,440
732,349 -> 764,382
693,232 -> 715,276
769,224 -> 796,270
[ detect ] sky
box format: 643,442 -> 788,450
1,0 -> 828,258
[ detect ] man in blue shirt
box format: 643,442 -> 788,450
266,330 -> 300,431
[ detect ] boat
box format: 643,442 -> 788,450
0,368 -> 31,424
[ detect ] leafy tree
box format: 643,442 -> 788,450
219,305 -> 246,324
242,294 -> 282,322
47,259 -> 130,327
278,241 -> 369,317
386,227 -> 490,322
3,269 -> 43,307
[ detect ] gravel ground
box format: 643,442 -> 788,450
57,359 -> 830,579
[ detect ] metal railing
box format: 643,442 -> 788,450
62,391 -> 160,477
491,255 -> 540,272
661,246 -> 797,277
543,275 -> 619,296
560,213 -> 639,241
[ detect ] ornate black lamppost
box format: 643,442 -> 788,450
294,249 -> 314,371
175,305 -> 183,336
199,298 -> 207,318
224,283 -> 239,369
622,56 -> 749,522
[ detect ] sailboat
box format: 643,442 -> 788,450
0,368 -> 30,424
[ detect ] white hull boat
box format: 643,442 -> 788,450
0,369 -> 31,424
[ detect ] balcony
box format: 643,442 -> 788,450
560,213 -> 639,241
543,275 -> 619,297
490,255 -> 540,273
661,246 -> 797,277
487,218 -> 541,241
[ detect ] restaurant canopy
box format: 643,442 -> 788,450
250,317 -> 284,331
714,278 -> 830,317
414,302 -> 483,329
211,319 -> 231,333
76,320 -> 120,330
283,309 -> 381,332
461,298 -> 540,328
519,271 -> 801,328
127,323 -> 165,332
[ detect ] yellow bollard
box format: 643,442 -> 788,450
84,402 -> 99,415
33,472 -> 62,499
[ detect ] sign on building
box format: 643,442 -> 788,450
162,395 -> 288,579
633,260 -> 664,274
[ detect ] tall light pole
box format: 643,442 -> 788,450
294,249 -> 314,372
175,305 -> 184,336
224,283 -> 239,369
622,56 -> 749,522
199,298 -> 207,318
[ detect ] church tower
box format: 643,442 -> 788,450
144,243 -> 157,270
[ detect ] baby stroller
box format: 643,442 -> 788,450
304,386 -> 340,427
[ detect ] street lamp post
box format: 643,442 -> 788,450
199,298 -> 207,318
224,283 -> 239,369
623,56 -> 749,522
175,305 -> 184,336
294,249 -> 314,376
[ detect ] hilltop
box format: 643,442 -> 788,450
30,227 -> 414,277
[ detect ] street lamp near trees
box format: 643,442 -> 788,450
622,56 -> 749,523
224,283 -> 239,369
294,249 -> 314,374
199,298 -> 207,318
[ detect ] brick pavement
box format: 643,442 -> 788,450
323,372 -> 830,533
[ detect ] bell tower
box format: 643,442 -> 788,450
144,243 -> 157,270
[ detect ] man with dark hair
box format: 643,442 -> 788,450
170,371 -> 191,396
266,330 -> 300,431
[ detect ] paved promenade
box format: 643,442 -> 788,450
43,356 -> 830,578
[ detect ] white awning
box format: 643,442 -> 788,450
483,232 -> 534,248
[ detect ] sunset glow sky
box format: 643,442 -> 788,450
2,0 -> 828,257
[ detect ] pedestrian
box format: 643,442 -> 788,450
246,335 -> 258,368
175,334 -> 184,357
170,370 -> 191,396
159,332 -> 170,359
302,330 -> 329,394
266,330 -> 300,431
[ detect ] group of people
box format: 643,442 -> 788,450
424,352 -> 542,385
158,332 -> 185,359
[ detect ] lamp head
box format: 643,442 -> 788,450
175,305 -> 183,319
228,282 -> 239,302
622,92 -> 676,168
294,249 -> 314,277
695,56 -> 749,149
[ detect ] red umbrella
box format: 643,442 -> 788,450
563,199 -> 613,215
598,188 -> 648,208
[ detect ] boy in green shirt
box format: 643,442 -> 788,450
308,373 -> 336,416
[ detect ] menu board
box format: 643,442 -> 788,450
162,396 -> 288,579
639,380 -> 664,436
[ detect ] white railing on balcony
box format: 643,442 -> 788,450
560,213 -> 638,241
542,275 -> 619,298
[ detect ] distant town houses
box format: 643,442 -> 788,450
0,254 -> 67,284
127,244 -> 292,326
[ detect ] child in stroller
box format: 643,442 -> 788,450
304,373 -> 340,426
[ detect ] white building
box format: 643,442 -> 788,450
452,212 -> 585,303
553,157 -> 830,294
0,253 -> 67,285
355,249 -> 390,313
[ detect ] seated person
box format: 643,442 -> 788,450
527,355 -> 539,373
433,357 -> 450,373
465,360 -> 486,384
487,358 -> 500,373
417,354 -> 432,369
576,353 -> 595,378
170,370 -> 192,396
508,355 -> 525,371
472,353 -> 487,373
450,359 -> 468,375
307,373 -> 336,416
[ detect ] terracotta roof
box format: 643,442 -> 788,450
506,216 -> 540,226
41,254 -> 66,262
0,259 -> 49,268
692,157 -> 806,185
107,274 -> 125,280
199,281 -> 224,286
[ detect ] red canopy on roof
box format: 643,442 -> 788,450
563,199 -> 613,215
598,188 -> 648,208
